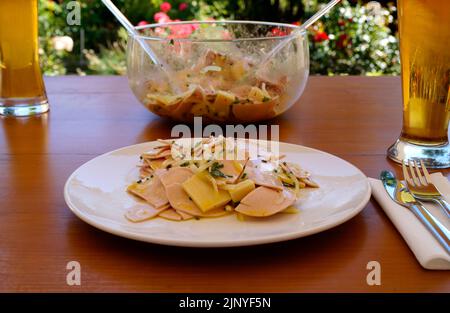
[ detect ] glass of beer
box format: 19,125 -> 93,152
387,0 -> 450,168
0,0 -> 49,117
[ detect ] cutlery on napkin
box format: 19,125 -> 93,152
370,172 -> 450,270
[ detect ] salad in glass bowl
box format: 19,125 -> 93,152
127,21 -> 309,123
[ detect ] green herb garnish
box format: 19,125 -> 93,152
209,162 -> 231,178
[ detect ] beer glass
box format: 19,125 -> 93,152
0,0 -> 49,116
387,0 -> 450,168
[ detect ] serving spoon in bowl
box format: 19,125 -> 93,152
259,0 -> 341,67
101,0 -> 181,92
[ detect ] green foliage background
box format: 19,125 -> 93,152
38,0 -> 399,76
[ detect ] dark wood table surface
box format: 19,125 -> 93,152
1,76 -> 449,292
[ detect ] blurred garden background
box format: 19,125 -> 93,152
39,0 -> 400,76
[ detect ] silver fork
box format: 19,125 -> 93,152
402,160 -> 450,218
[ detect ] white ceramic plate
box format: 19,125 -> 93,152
64,139 -> 371,247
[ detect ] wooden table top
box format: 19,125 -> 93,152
1,76 -> 449,292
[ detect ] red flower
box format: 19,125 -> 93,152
313,31 -> 329,42
179,2 -> 188,11
271,27 -> 287,37
292,21 -> 300,26
336,34 -> 350,49
160,2 -> 171,13
137,21 -> 148,27
154,11 -> 170,23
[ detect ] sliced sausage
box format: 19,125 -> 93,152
235,186 -> 296,217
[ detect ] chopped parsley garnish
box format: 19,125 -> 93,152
209,162 -> 231,178
262,96 -> 270,102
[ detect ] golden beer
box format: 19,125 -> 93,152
0,0 -> 48,116
388,0 -> 450,168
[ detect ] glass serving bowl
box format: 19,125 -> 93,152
127,21 -> 309,123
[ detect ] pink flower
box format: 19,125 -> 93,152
179,2 -> 188,11
154,11 -> 170,23
160,2 -> 171,13
137,21 -> 148,27
190,20 -> 200,30
154,27 -> 165,35
221,30 -> 232,40
169,24 -> 193,38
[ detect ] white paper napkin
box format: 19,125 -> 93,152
370,173 -> 450,270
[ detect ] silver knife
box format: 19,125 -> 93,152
380,170 -> 450,255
